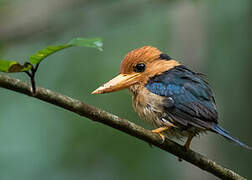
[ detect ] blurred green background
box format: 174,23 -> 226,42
0,0 -> 251,179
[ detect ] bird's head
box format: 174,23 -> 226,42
92,46 -> 180,94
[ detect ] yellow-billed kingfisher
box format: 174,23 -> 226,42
92,46 -> 251,150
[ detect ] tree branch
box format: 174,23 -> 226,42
0,74 -> 246,180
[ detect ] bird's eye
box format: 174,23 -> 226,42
133,63 -> 146,73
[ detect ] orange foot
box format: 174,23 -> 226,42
152,126 -> 172,143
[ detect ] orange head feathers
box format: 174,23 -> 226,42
92,46 -> 180,94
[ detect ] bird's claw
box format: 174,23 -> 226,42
152,130 -> 166,143
151,126 -> 172,143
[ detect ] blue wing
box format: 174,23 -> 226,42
146,65 -> 252,149
145,65 -> 218,129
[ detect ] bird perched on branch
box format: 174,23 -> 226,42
92,46 -> 251,151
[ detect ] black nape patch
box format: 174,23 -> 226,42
159,53 -> 172,60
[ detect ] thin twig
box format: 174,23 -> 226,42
24,63 -> 40,94
30,65 -> 36,94
24,70 -> 36,93
0,74 -> 247,180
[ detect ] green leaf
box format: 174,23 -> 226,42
29,44 -> 71,65
0,60 -> 32,72
68,37 -> 103,51
0,37 -> 103,73
29,37 -> 103,65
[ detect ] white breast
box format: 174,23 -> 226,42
131,86 -> 165,128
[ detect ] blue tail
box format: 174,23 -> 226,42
213,124 -> 252,150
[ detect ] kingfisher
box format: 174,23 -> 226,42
92,46 -> 251,151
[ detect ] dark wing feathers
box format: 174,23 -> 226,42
145,65 -> 252,149
145,65 -> 218,129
